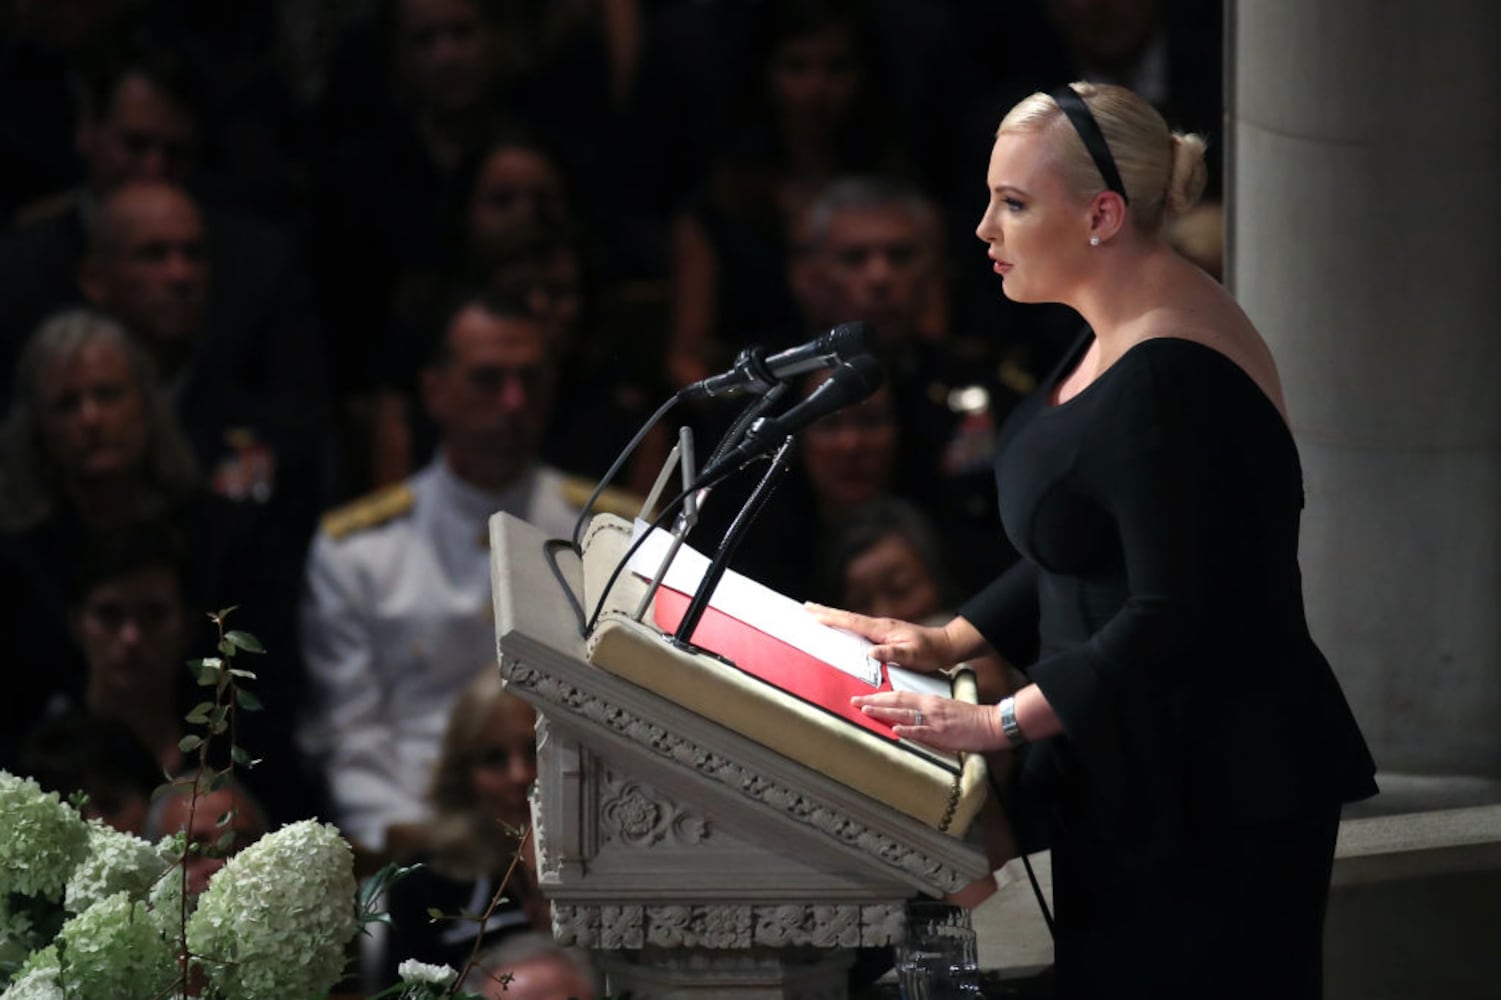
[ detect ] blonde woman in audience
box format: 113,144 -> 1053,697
380,668 -> 546,986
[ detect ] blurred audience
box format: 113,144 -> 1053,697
0,309 -> 200,749
665,0 -> 911,391
688,365 -> 898,600
0,0 -> 166,223
381,669 -> 546,985
309,0 -> 542,399
299,290 -> 578,851
461,931 -> 599,1000
65,522 -> 195,775
800,175 -> 1022,591
369,126 -> 667,495
17,711 -> 163,836
0,37 -> 326,439
0,309 -> 313,821
818,497 -> 1019,702
144,773 -> 271,893
78,179 -> 328,545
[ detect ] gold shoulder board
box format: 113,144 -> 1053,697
320,483 -> 415,540
559,475 -> 645,522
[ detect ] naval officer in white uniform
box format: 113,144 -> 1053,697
298,292 -> 580,851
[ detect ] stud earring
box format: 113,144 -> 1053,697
1089,236 -> 1101,246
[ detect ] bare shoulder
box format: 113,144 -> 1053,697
1141,274 -> 1288,420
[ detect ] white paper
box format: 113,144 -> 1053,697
888,665 -> 953,699
629,520 -> 882,686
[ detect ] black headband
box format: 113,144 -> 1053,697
1050,85 -> 1129,204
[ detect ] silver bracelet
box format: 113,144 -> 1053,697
998,696 -> 1026,748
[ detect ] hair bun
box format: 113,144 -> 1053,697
1165,132 -> 1208,214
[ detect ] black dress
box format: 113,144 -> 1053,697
959,334 -> 1377,1000
380,860 -> 534,987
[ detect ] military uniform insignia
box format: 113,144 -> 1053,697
320,483 -> 416,539
559,475 -> 645,521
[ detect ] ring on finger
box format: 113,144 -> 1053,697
911,709 -> 924,726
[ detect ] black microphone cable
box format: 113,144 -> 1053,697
581,458 -> 751,637
569,392 -> 680,552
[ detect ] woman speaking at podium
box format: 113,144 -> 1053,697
812,82 -> 1376,999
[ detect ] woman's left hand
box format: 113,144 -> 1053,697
852,690 -> 1009,753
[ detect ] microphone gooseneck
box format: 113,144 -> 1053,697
697,354 -> 884,482
678,321 -> 872,401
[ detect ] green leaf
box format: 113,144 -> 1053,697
215,830 -> 237,852
178,734 -> 204,753
426,907 -> 447,923
358,911 -> 395,930
235,688 -> 264,711
208,770 -> 231,791
224,630 -> 266,654
230,745 -> 259,767
189,657 -> 224,685
185,701 -> 215,724
229,668 -> 259,680
358,861 -> 424,912
216,810 -> 236,827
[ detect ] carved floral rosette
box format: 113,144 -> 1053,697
599,773 -> 710,849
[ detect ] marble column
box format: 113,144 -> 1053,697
1227,1 -> 1501,807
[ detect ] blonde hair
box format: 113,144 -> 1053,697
999,81 -> 1207,233
0,308 -> 199,531
428,668 -> 536,876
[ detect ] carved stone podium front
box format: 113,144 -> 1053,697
489,512 -> 991,998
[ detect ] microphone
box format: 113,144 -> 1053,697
698,355 -> 884,481
679,321 -> 872,400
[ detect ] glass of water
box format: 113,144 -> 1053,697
895,899 -> 984,999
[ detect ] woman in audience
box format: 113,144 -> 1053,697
819,497 -> 1013,703
0,309 -> 198,765
0,308 -> 311,822
382,668 -> 547,986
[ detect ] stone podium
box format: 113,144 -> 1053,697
488,511 -> 993,998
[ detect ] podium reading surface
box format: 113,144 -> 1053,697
579,514 -> 989,835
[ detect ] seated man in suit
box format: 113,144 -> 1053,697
298,291 -> 580,852
78,179 -> 326,546
800,176 -> 1023,593
0,37 -> 324,435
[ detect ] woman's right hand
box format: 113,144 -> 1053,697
805,603 -> 958,673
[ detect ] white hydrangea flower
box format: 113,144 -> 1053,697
64,820 -> 165,913
0,950 -> 63,1000
147,865 -> 193,940
398,959 -> 459,986
53,893 -> 177,998
187,819 -> 358,1000
0,772 -> 89,901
